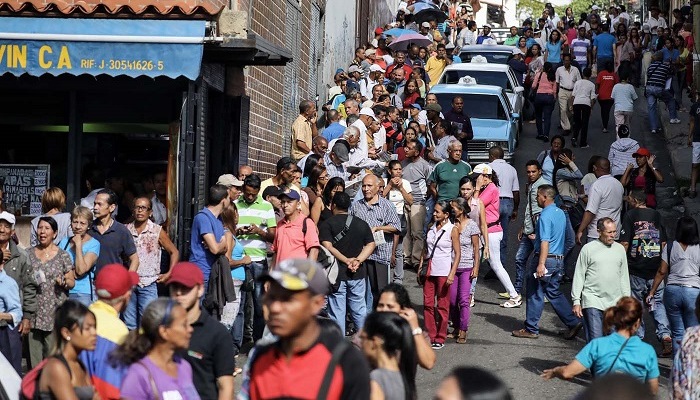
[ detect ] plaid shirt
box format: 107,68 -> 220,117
350,196 -> 401,265
324,153 -> 351,180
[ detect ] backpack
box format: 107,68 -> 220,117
21,355 -> 70,400
302,216 -> 353,292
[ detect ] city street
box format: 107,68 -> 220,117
408,88 -> 682,399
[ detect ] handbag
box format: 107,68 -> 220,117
418,229 -> 446,285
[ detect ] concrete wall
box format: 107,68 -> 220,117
320,0 -> 357,103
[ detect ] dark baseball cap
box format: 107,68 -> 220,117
259,258 -> 330,295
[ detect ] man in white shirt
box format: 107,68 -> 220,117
488,146 -> 519,267
571,67 -> 597,148
576,157 -> 624,244
359,65 -> 384,102
646,7 -> 668,31
555,54 -> 581,136
457,20 -> 477,47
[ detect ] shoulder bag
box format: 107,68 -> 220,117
417,229 -> 446,285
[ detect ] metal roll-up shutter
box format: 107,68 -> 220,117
282,0 -> 301,155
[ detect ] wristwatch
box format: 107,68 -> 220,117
412,327 -> 423,336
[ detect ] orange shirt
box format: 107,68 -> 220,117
271,215 -> 320,265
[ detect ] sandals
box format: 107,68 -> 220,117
456,330 -> 468,344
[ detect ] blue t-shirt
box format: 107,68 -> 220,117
593,33 -> 616,59
662,47 -> 679,63
323,122 -> 346,142
231,236 -> 246,281
576,332 -> 660,382
189,208 -> 225,281
526,38 -> 537,49
59,237 -> 101,296
535,204 -> 566,255
546,41 -> 562,64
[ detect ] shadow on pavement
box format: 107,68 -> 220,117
473,311 -> 521,332
519,357 -> 592,387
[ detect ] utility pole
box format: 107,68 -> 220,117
694,0 -> 700,98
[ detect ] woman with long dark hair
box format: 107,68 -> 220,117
544,30 -> 565,66
37,300 -> 97,400
542,297 -> 659,395
114,298 -> 198,399
532,62 -> 558,141
536,135 -> 566,184
310,177 -> 345,224
553,148 -> 583,206
648,216 -> 700,355
302,164 -> 329,206
620,148 -> 663,208
360,312 -> 418,400
435,366 -> 513,400
376,284 -> 436,370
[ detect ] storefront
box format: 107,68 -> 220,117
0,16 -> 291,253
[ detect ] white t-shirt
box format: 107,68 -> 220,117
383,178 -> 413,215
662,242 -> 700,288
585,174 -> 624,239
611,82 -> 638,112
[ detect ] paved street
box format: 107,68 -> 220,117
409,88 -> 682,399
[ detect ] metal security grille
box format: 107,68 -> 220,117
309,3 -> 321,100
282,0 -> 301,155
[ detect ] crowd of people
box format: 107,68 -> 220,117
2,0 -> 700,399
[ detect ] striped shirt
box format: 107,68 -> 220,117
235,197 -> 277,262
350,197 -> 401,265
570,38 -> 590,65
646,61 -> 671,88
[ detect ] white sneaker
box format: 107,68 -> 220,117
501,295 -> 522,308
670,118 -> 681,124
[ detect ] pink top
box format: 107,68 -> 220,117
426,221 -> 455,276
534,71 -> 557,95
479,183 -> 502,233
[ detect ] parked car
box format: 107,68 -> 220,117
429,82 -> 519,163
458,44 -> 514,64
437,62 -> 524,133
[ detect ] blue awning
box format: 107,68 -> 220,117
0,17 -> 206,79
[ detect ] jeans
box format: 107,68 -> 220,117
488,231 -> 518,298
123,283 -> 158,330
393,238 -> 404,284
498,198 -> 514,267
664,284 -> 700,355
424,197 -> 436,235
525,257 -> 580,334
327,279 -> 368,334
599,99 -> 614,130
572,104 -> 591,146
629,275 -> 671,341
449,269 -> 473,331
535,93 -> 556,138
249,261 -> 268,341
424,276 -> 450,343
69,292 -> 94,307
221,280 -> 243,330
583,307 -> 605,342
646,85 -> 678,131
513,236 -> 535,294
0,325 -> 22,375
231,286 -> 247,356
404,203 -> 426,268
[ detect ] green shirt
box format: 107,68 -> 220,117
572,240 -> 631,310
428,160 -> 472,202
234,197 -> 277,262
503,35 -> 520,46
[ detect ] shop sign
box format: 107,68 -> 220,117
0,164 -> 50,216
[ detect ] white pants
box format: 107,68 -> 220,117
488,231 -> 518,298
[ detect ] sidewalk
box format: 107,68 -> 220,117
659,90 -> 700,220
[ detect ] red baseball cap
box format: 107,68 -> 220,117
95,264 -> 139,300
167,262 -> 204,288
633,148 -> 651,158
375,27 -> 384,35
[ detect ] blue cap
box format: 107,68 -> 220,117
409,103 -> 422,110
335,68 -> 345,74
279,189 -> 301,201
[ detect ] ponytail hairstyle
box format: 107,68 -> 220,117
363,312 -> 418,400
435,200 -> 453,223
602,296 -> 643,335
52,299 -> 95,356
110,298 -> 180,366
543,62 -> 556,82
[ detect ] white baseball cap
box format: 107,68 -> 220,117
359,107 -> 379,121
512,48 -> 524,55
369,64 -> 386,73
0,211 -> 15,228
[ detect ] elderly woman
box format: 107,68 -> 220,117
28,216 -> 75,368
60,206 -> 100,307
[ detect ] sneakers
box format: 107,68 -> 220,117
563,322 -> 584,340
661,336 -> 673,357
501,295 -> 522,308
651,129 -> 658,134
470,295 -> 475,308
498,292 -> 511,299
602,128 -> 608,133
670,118 -> 682,124
571,138 -> 578,147
431,342 -> 445,350
512,328 -> 539,339
580,145 -> 590,149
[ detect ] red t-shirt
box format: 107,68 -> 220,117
596,70 -> 619,100
271,216 -> 320,265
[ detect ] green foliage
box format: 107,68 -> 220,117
516,0 -> 604,24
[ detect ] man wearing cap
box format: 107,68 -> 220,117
91,189 -> 139,275
0,211 -> 36,373
324,139 -> 352,181
217,173 -> 244,203
0,212 -> 23,375
190,184 -> 228,286
456,20 -> 477,47
167,262 -> 235,400
271,190 -> 320,265
235,174 -> 277,341
425,44 -> 452,86
291,100 -> 318,162
423,102 -> 445,153
508,48 -> 528,86
247,258 -> 370,399
476,25 -> 495,44
360,65 -> 384,102
589,5 -> 601,23
353,107 -> 380,159
420,21 -> 434,42
524,28 -> 537,49
361,48 -> 378,79
81,264 -> 138,400
351,174 -> 401,308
